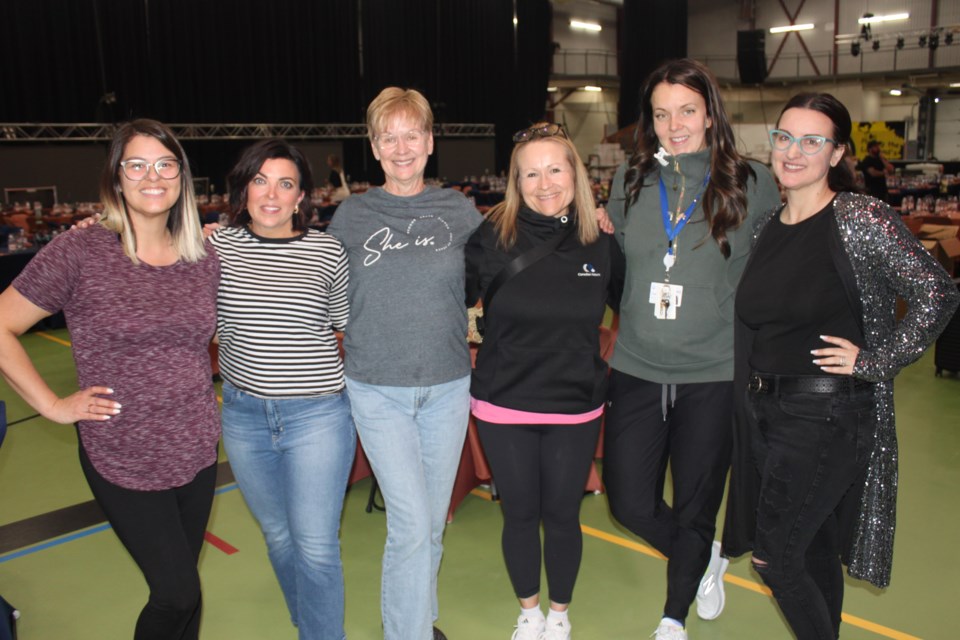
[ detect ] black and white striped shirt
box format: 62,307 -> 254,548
211,226 -> 349,397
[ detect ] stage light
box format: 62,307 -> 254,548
919,34 -> 927,47
851,41 -> 861,56
858,13 -> 909,25
946,33 -> 954,46
896,35 -> 905,49
930,33 -> 939,50
873,39 -> 881,51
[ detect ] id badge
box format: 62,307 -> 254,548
648,282 -> 683,320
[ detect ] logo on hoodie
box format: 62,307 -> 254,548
578,263 -> 601,277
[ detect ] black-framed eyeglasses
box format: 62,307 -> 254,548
119,159 -> 182,181
768,130 -> 839,156
512,123 -> 567,143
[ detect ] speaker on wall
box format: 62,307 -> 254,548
737,30 -> 767,84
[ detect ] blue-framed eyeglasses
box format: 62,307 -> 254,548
768,129 -> 839,155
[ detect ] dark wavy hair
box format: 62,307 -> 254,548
227,139 -> 314,231
777,92 -> 858,193
624,58 -> 756,259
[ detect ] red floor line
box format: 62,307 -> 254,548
204,531 -> 239,555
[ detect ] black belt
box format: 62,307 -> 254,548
747,373 -> 872,395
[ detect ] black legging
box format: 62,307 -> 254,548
476,417 -> 601,604
79,442 -> 216,640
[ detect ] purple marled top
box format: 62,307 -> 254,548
14,225 -> 221,490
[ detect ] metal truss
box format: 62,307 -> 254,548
0,122 -> 495,142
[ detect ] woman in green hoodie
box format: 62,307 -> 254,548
602,58 -> 780,640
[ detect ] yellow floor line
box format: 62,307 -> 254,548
34,331 -> 71,347
468,487 -> 921,640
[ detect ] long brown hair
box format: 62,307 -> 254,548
624,58 -> 755,258
98,119 -> 205,265
487,125 -> 598,248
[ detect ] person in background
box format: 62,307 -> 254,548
724,92 -> 958,640
0,119 -> 220,639
856,140 -> 894,202
326,87 -> 482,640
327,155 -> 350,203
213,139 -> 353,640
601,58 -> 781,640
465,123 -> 624,640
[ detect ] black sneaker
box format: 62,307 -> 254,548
433,627 -> 448,640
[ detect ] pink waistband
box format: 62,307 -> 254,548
470,398 -> 603,425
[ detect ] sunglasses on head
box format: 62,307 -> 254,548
512,123 -> 567,143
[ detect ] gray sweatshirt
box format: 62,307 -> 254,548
606,150 -> 781,383
328,186 -> 482,386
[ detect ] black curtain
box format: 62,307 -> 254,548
1,0 -> 552,175
0,0 -> 103,121
617,0 -> 687,130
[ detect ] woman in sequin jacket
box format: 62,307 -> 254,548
723,93 -> 958,640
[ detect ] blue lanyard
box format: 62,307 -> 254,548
658,171 -> 710,256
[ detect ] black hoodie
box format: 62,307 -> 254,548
465,206 -> 624,414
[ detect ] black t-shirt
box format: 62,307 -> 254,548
857,154 -> 888,201
736,201 -> 863,375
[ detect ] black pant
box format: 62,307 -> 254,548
476,417 -> 601,604
748,385 -> 874,640
79,443 -> 217,640
602,371 -> 733,622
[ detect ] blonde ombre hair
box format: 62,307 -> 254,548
488,125 -> 598,248
98,119 -> 206,265
366,87 -> 434,142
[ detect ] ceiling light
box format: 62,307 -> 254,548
547,86 -> 558,93
851,41 -> 861,56
570,20 -> 601,32
951,82 -> 960,88
770,23 -> 815,34
889,89 -> 902,96
858,13 -> 910,25
935,97 -> 941,103
582,86 -> 603,92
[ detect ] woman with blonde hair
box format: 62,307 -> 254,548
327,87 -> 482,640
0,118 -> 220,639
466,123 -> 623,640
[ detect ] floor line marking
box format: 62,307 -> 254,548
468,488 -> 921,640
0,524 -> 111,563
34,331 -> 71,347
204,531 -> 239,555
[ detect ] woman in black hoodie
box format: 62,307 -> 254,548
465,123 -> 623,640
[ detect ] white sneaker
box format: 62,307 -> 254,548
510,614 -> 545,640
541,616 -> 572,640
651,620 -> 688,640
696,540 -> 730,620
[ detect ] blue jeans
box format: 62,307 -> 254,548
345,375 -> 471,640
221,381 -> 356,640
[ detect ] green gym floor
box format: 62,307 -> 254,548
1,328 -> 957,639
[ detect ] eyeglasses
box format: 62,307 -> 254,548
374,129 -> 428,150
513,123 -> 567,143
768,130 -> 839,156
119,159 -> 182,181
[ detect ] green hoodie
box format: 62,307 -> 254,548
606,149 -> 780,383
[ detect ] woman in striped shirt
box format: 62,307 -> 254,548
212,139 -> 354,640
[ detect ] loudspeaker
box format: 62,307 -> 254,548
737,30 -> 767,84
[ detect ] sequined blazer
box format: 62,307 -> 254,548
723,191 -> 959,588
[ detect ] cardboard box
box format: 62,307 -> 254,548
921,237 -> 960,276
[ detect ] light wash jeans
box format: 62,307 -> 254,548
345,375 -> 471,640
221,380 -> 356,640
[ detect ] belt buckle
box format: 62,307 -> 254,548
748,374 -> 767,394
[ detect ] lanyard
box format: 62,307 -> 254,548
658,171 -> 710,268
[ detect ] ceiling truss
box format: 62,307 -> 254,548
0,123 -> 495,142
